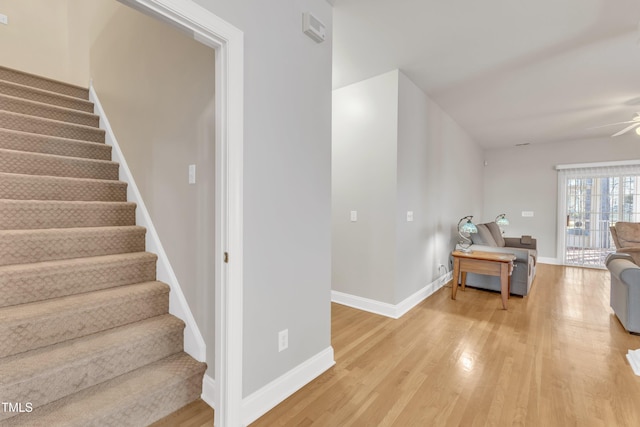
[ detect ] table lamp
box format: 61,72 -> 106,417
457,215 -> 478,252
495,213 -> 509,234
495,213 -> 509,226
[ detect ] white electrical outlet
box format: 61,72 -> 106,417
278,329 -> 288,352
188,164 -> 196,184
350,211 -> 358,222
407,211 -> 414,222
0,14 -> 8,25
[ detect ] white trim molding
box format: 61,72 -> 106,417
537,257 -> 562,265
555,159 -> 640,170
90,86 -> 207,362
242,347 -> 335,426
117,1 -> 244,425
202,374 -> 217,410
331,290 -> 398,318
332,271 -> 452,319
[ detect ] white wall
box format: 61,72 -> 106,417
332,70 -> 398,304
0,0 -> 81,85
193,0 -> 333,397
67,0 -> 218,374
483,136 -> 640,260
333,70 -> 484,306
397,72 -> 484,302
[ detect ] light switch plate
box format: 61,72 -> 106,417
522,211 -> 534,217
0,14 -> 7,25
278,329 -> 288,352
188,164 -> 196,184
407,211 -> 414,222
350,211 -> 358,222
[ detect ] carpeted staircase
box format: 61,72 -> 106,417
0,65 -> 207,426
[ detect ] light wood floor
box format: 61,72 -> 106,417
158,264 -> 640,426
150,399 -> 214,427
252,264 -> 640,426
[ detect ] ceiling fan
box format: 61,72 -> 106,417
593,113 -> 640,137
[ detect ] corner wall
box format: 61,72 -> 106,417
332,70 -> 484,308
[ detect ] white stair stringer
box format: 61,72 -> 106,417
89,84 -> 206,363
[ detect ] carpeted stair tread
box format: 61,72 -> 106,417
0,79 -> 94,113
2,352 -> 206,427
0,252 -> 157,308
0,172 -> 127,202
0,128 -> 111,161
0,110 -> 104,142
0,281 -> 169,359
0,314 -> 184,418
0,200 -> 136,230
0,225 -> 146,266
0,147 -> 118,180
0,94 -> 100,127
0,148 -> 119,180
0,65 -> 89,100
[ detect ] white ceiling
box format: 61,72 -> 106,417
332,0 -> 640,149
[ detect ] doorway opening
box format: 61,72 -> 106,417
117,1 -> 244,425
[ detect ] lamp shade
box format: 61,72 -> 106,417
495,214 -> 509,226
457,215 -> 477,252
460,220 -> 478,234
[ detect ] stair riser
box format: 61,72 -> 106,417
2,325 -> 184,415
2,353 -> 207,426
0,111 -> 104,143
0,150 -> 119,180
0,80 -> 94,113
0,129 -> 111,161
0,254 -> 157,308
0,285 -> 169,358
0,95 -> 99,127
0,227 -> 146,267
0,173 -> 127,202
0,201 -> 136,230
99,372 -> 206,427
0,66 -> 89,99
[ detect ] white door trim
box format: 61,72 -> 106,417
556,172 -> 567,265
118,1 -> 244,425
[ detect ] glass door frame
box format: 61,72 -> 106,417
556,160 -> 640,268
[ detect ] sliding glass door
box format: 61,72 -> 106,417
559,164 -> 640,268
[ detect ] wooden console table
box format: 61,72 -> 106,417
451,250 -> 516,310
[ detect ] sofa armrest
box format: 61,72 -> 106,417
608,258 -> 640,285
606,252 -> 635,267
503,237 -> 537,250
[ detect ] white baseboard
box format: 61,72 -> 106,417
90,85 -> 206,362
201,374 -> 216,410
331,290 -> 398,318
332,271 -> 452,319
242,346 -> 335,426
396,271 -> 452,317
538,257 -> 561,265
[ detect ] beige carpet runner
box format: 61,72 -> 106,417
0,65 -> 206,426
